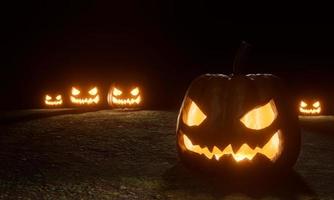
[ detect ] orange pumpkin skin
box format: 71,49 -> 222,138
176,74 -> 301,175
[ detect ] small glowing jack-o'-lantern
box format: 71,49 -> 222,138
107,85 -> 142,107
45,94 -> 63,106
70,87 -> 100,105
176,74 -> 301,173
299,100 -> 321,115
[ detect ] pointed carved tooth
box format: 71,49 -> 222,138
222,144 -> 233,155
183,135 -> 193,150
182,131 -> 280,162
258,132 -> 279,160
236,144 -> 256,161
247,142 -> 257,150
237,144 -> 254,155
201,147 -> 213,159
112,96 -> 141,105
212,146 -> 223,160
231,144 -> 241,154
192,145 -> 202,154
212,146 -> 222,154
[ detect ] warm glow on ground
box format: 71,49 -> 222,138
182,130 -> 281,162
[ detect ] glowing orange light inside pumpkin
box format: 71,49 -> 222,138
45,95 -> 63,106
130,87 -> 139,96
240,99 -> 277,130
113,88 -> 122,96
108,86 -> 142,106
72,87 -> 80,95
88,87 -> 98,95
70,87 -> 100,105
299,100 -> 321,114
111,96 -> 141,105
182,99 -> 207,126
182,130 -> 281,162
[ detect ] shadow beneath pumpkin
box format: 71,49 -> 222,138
163,162 -> 316,199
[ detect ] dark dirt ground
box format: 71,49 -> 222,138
0,110 -> 333,200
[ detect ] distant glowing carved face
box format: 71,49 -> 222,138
70,87 -> 100,105
45,94 -> 63,106
299,100 -> 321,115
107,85 -> 141,107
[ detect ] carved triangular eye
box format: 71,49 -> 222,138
300,101 -> 307,108
89,87 -> 98,95
72,87 -> 80,96
56,95 -> 62,100
182,98 -> 207,126
240,99 -> 277,130
131,87 -> 139,96
313,101 -> 320,108
113,88 -> 122,96
45,95 -> 52,100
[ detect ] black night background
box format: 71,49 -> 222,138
2,1 -> 334,110
0,1 -> 334,199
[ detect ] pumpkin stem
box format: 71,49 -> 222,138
233,41 -> 252,75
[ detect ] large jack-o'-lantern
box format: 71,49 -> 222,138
177,74 -> 301,173
70,86 -> 100,105
176,42 -> 300,174
44,94 -> 63,106
299,100 -> 321,115
107,84 -> 142,108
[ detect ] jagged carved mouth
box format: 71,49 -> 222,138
112,96 -> 141,105
45,100 -> 63,105
70,95 -> 100,105
181,130 -> 281,162
299,107 -> 321,114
